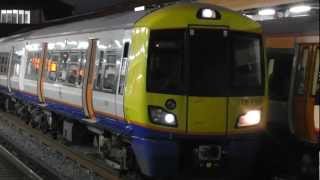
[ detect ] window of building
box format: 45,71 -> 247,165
0,9 -> 31,24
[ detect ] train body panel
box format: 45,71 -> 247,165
290,40 -> 319,144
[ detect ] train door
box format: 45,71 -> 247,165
92,30 -> 126,121
186,27 -> 228,135
292,43 -> 319,143
23,42 -> 47,104
83,39 -> 97,121
9,45 -> 23,92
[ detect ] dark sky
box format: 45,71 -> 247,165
61,0 -> 125,13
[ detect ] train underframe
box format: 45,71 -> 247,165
0,93 -> 266,179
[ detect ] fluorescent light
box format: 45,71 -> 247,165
48,43 -> 55,50
26,43 -> 40,51
289,5 -> 311,14
67,41 -> 77,46
77,41 -> 88,49
134,6 -> 145,12
258,8 -> 276,16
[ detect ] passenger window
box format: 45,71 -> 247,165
103,53 -> 118,92
46,52 -> 59,82
25,51 -> 42,80
94,49 -> 121,93
94,51 -> 104,90
56,51 -> 86,87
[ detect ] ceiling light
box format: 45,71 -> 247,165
289,5 -> 311,14
258,8 -> 276,16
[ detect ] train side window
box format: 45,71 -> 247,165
12,49 -> 22,77
25,51 -> 42,80
118,42 -> 130,95
10,52 -> 22,77
94,51 -> 104,90
57,51 -> 85,87
46,52 -> 59,83
102,53 -> 119,93
312,48 -> 320,96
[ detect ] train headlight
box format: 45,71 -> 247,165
237,110 -> 261,128
148,106 -> 177,127
197,8 -> 221,19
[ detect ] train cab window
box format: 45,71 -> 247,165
25,52 -> 41,80
147,29 -> 185,94
230,32 -> 264,95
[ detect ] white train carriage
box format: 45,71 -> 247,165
0,11 -> 146,126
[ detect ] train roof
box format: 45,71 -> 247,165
0,2 -> 261,44
0,10 -> 149,43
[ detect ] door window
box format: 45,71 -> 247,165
11,49 -> 22,77
312,48 -> 319,96
55,51 -> 86,87
25,51 -> 41,80
295,47 -> 309,95
94,50 -> 121,93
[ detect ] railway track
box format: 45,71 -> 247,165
0,111 -> 120,180
0,144 -> 42,180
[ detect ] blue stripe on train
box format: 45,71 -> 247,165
0,84 -> 8,94
2,86 -> 222,140
2,87 -> 194,177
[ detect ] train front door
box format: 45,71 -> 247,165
186,27 -> 228,135
292,43 -> 319,143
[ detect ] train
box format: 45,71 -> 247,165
0,2 -> 268,179
264,16 -> 319,179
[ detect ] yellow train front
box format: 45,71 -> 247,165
124,3 -> 268,178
